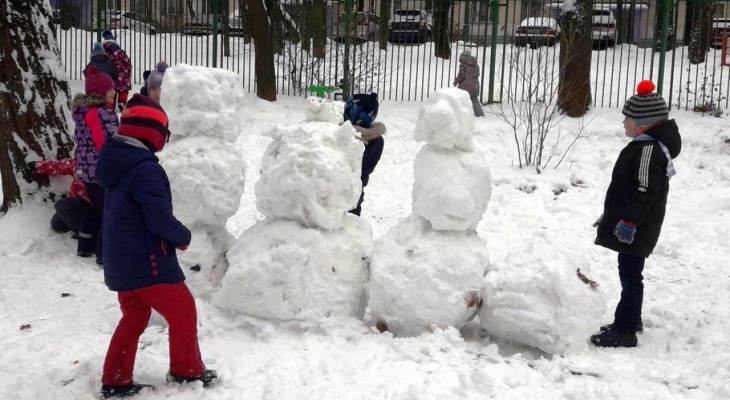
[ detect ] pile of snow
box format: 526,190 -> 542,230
158,64 -> 247,296
368,215 -> 490,336
368,89 -> 492,336
214,216 -> 372,320
304,96 -> 345,124
478,240 -> 606,355
255,122 -> 363,230
162,64 -> 245,142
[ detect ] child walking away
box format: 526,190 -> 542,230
102,30 -> 132,111
453,49 -> 484,117
344,93 -> 385,216
140,61 -> 168,101
95,94 -> 217,398
83,42 -> 118,82
591,80 -> 682,348
73,66 -> 119,264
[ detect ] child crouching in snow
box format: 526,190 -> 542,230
591,81 -> 682,348
95,95 -> 217,398
344,93 -> 385,216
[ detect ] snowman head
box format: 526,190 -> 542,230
414,88 -> 475,151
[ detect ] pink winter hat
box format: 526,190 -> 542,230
85,66 -> 115,97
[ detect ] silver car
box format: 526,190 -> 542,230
332,12 -> 381,42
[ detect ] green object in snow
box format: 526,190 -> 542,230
308,85 -> 339,98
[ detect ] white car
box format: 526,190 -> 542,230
332,12 -> 381,42
514,17 -> 560,47
592,6 -> 616,47
92,10 -> 157,35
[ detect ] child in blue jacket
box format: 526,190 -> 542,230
95,94 -> 217,398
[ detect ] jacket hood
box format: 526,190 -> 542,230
96,134 -> 159,189
459,54 -> 478,66
90,53 -> 110,62
72,93 -> 109,109
646,119 -> 682,159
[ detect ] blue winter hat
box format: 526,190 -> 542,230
102,29 -> 115,41
344,93 -> 379,128
92,42 -> 104,54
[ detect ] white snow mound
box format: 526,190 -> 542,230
478,240 -> 606,355
161,64 -> 245,142
304,97 -> 345,124
177,228 -> 233,298
368,215 -> 490,336
414,88 -> 475,151
255,122 -> 363,230
213,215 -> 373,321
412,144 -> 491,230
158,136 -> 246,228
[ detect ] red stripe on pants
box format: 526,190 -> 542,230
102,283 -> 205,385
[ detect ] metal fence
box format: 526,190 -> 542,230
51,0 -> 730,110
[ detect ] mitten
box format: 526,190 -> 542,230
176,245 -> 189,252
613,220 -> 636,244
592,213 -> 603,228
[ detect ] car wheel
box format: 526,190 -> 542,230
608,39 -> 615,48
149,29 -> 156,35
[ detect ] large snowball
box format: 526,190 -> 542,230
159,136 -> 245,228
255,122 -> 363,230
414,88 -> 475,151
161,64 -> 245,143
478,241 -> 606,355
412,144 -> 491,231
213,215 -> 373,321
368,215 -> 491,336
304,97 -> 345,124
177,227 -> 232,299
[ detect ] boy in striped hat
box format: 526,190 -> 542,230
95,94 -> 217,397
591,80 -> 682,348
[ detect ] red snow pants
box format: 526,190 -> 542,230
102,283 -> 205,385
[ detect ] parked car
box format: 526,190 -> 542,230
388,9 -> 433,43
332,12 -> 380,42
183,14 -> 237,35
711,18 -> 730,49
514,17 -> 560,47
92,10 -> 156,35
592,6 -> 616,47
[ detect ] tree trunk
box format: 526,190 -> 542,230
0,0 -> 75,213
246,0 -> 277,100
238,0 -> 253,43
301,0 -> 313,53
379,0 -> 392,50
558,0 -> 593,117
187,0 -> 196,18
616,0 -> 625,45
266,0 -> 300,54
223,0 -> 231,57
312,0 -> 326,58
688,0 -> 713,64
433,0 -> 452,59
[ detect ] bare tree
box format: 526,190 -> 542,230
558,0 -> 593,117
245,0 -> 277,100
433,0 -> 452,59
0,0 -> 75,212
688,0 -> 713,64
379,0 -> 392,50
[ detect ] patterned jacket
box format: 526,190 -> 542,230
34,160 -> 90,202
103,41 -> 132,92
72,94 -> 119,184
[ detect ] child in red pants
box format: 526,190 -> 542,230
95,94 -> 217,398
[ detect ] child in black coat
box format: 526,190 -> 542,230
591,81 -> 682,348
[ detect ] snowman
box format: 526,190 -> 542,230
213,120 -> 374,322
367,88 -> 493,336
156,64 -> 247,298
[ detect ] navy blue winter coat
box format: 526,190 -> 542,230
96,135 -> 191,292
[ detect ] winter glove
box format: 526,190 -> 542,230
613,220 -> 636,244
27,161 -> 38,173
176,245 -> 189,252
592,213 -> 604,228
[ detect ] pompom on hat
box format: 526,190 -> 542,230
85,66 -> 115,97
622,80 -> 669,128
102,29 -> 115,41
147,61 -> 169,89
118,94 -> 171,152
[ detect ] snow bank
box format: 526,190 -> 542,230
412,145 -> 492,230
368,215 -> 491,336
304,96 -> 345,124
161,64 -> 245,142
478,241 -> 606,355
414,88 -> 475,151
213,215 -> 373,321
255,122 -> 363,230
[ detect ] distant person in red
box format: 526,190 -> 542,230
102,30 -> 132,111
27,159 -> 92,235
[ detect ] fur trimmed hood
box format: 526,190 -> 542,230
72,93 -> 110,108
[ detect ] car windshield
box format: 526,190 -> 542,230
594,10 -> 611,16
395,10 -> 422,16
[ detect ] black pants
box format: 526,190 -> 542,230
53,197 -> 92,233
349,137 -> 384,216
613,253 -> 646,333
79,183 -> 105,256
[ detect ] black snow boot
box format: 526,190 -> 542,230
100,383 -> 153,398
600,321 -> 644,333
591,327 -> 638,348
167,369 -> 218,387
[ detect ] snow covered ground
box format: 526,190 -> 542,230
1,78 -> 730,399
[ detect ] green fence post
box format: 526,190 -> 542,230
487,0 -> 499,104
343,0 -> 351,99
96,0 -> 102,42
656,0 -> 671,95
212,0 -> 219,68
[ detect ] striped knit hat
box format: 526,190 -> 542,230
622,80 -> 669,128
118,94 -> 170,152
